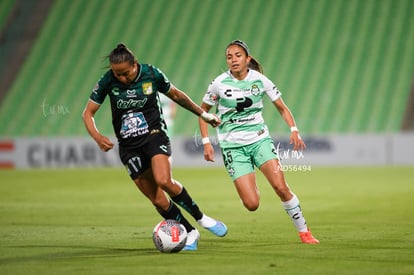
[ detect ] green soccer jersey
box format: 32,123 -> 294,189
89,64 -> 171,147
203,69 -> 282,148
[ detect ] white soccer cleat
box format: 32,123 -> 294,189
182,229 -> 200,251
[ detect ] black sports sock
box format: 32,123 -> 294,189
171,187 -> 203,220
156,200 -> 195,232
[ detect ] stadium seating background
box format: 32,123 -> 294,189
0,0 -> 413,137
0,0 -> 15,29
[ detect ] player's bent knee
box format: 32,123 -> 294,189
157,179 -> 180,195
152,194 -> 170,210
243,201 -> 259,211
156,178 -> 171,189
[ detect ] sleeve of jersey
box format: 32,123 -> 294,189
89,76 -> 108,105
264,78 -> 282,102
202,81 -> 218,106
153,67 -> 172,93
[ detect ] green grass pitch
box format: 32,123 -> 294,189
1,166 -> 413,274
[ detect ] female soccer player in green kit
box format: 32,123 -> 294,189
83,44 -> 227,250
199,40 -> 319,244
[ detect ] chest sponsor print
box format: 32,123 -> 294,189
120,112 -> 149,138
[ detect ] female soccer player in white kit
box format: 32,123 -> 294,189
199,40 -> 319,244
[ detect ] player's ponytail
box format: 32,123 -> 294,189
107,43 -> 136,65
248,57 -> 263,74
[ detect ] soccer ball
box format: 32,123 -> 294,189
152,219 -> 187,253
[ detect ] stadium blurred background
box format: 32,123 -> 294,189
0,0 -> 413,168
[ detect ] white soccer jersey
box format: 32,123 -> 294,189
203,69 -> 282,148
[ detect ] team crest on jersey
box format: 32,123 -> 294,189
251,84 -> 260,96
142,82 -> 153,95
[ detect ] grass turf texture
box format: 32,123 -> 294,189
0,167 -> 413,275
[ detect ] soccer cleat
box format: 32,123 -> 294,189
299,229 -> 319,244
204,221 -> 228,237
182,229 -> 200,251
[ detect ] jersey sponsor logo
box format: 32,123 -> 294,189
235,97 -> 253,112
224,88 -> 252,97
142,82 -> 153,95
229,115 -> 256,124
116,98 -> 147,109
120,112 -> 149,138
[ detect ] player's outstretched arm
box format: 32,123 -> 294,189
198,102 -> 216,162
166,86 -> 221,127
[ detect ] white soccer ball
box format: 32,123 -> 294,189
152,219 -> 187,253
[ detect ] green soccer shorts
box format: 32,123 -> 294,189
221,137 -> 279,181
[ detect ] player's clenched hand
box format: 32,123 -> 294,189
94,134 -> 114,152
200,112 -> 221,127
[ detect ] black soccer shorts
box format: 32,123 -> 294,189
119,133 -> 172,179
